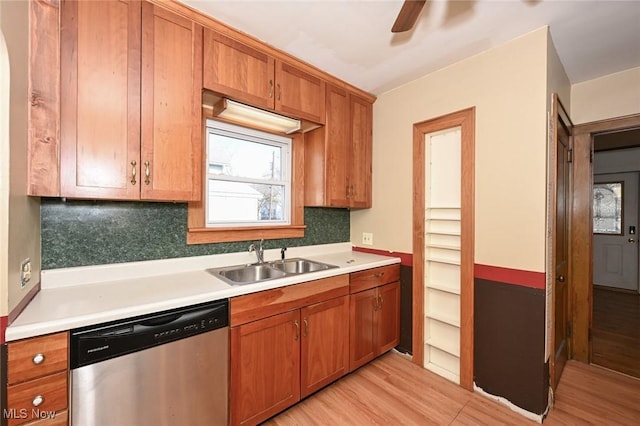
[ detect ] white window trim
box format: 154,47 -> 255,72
205,119 -> 292,228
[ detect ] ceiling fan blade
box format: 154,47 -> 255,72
391,0 -> 427,33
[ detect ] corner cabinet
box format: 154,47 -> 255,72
304,84 -> 373,208
349,265 -> 401,371
229,276 -> 349,426
203,29 -> 325,124
36,0 -> 202,201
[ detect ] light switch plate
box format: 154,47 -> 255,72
362,232 -> 373,246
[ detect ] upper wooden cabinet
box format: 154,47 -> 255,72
203,28 -> 325,124
304,84 -> 373,208
39,0 -> 202,201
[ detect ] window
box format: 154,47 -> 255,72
206,120 -> 291,227
593,182 -> 623,234
187,119 -> 305,244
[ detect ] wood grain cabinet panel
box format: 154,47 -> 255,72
300,296 -> 349,398
275,60 -> 325,124
6,372 -> 68,426
140,2 -> 202,201
349,265 -> 401,372
304,85 -> 373,208
7,332 -> 68,385
203,29 -> 275,110
230,310 -> 301,426
58,0 -> 201,201
60,0 -> 142,199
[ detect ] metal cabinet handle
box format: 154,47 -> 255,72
374,272 -> 384,278
144,161 -> 150,185
379,295 -> 383,308
32,353 -> 45,365
277,83 -> 281,101
32,395 -> 44,407
294,320 -> 299,340
130,160 -> 137,185
303,318 -> 308,337
269,80 -> 274,98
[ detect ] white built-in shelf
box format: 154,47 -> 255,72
424,362 -> 460,385
426,282 -> 461,295
426,257 -> 461,266
425,338 -> 460,358
426,311 -> 461,328
425,243 -> 461,250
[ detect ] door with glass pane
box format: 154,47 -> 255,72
593,172 -> 639,291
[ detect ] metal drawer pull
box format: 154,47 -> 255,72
144,161 -> 150,185
303,318 -> 309,337
269,79 -> 274,98
32,353 -> 45,365
130,160 -> 137,185
32,395 -> 44,407
374,272 -> 384,278
294,320 -> 299,340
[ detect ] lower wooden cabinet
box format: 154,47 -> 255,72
230,295 -> 349,426
350,281 -> 400,372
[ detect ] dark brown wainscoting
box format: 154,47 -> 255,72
474,278 -> 548,415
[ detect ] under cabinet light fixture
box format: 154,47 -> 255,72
212,98 -> 301,134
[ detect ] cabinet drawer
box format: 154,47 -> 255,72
8,332 -> 68,385
350,264 -> 400,294
6,372 -> 68,426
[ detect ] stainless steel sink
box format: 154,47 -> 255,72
207,258 -> 337,286
269,258 -> 336,274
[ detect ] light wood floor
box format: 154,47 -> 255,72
265,352 -> 640,425
592,286 -> 640,378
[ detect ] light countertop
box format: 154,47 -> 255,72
6,243 -> 400,341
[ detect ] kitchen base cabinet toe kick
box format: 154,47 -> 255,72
229,265 -> 400,426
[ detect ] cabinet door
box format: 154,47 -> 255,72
60,0 -> 141,199
275,60 -> 325,124
348,95 -> 372,208
324,85 -> 350,207
140,2 -> 202,201
300,296 -> 349,398
349,288 -> 377,371
376,281 -> 401,355
230,310 -> 301,426
203,29 -> 275,110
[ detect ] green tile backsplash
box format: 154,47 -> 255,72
41,199 -> 350,270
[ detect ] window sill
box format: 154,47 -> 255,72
187,225 -> 306,244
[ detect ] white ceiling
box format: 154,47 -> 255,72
183,0 -> 640,95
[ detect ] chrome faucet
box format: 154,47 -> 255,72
248,239 -> 265,264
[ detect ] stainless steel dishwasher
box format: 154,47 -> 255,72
70,299 -> 228,426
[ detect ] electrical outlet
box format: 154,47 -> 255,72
362,232 -> 373,246
20,258 -> 32,288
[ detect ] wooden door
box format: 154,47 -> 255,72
325,85 -> 350,207
593,172 -> 639,291
60,0 -> 141,199
203,29 -> 275,110
349,95 -> 373,208
376,282 -> 401,355
275,60 -> 325,124
300,296 -> 349,398
230,310 -> 301,426
349,288 -> 377,371
140,2 -> 202,201
551,95 -> 572,391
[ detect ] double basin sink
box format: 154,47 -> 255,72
207,258 -> 338,285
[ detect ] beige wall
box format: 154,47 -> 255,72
0,10 -> 8,318
546,34 -> 571,115
1,0 -> 41,317
351,27 -> 550,272
571,67 -> 640,124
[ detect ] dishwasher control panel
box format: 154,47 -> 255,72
70,299 -> 229,369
